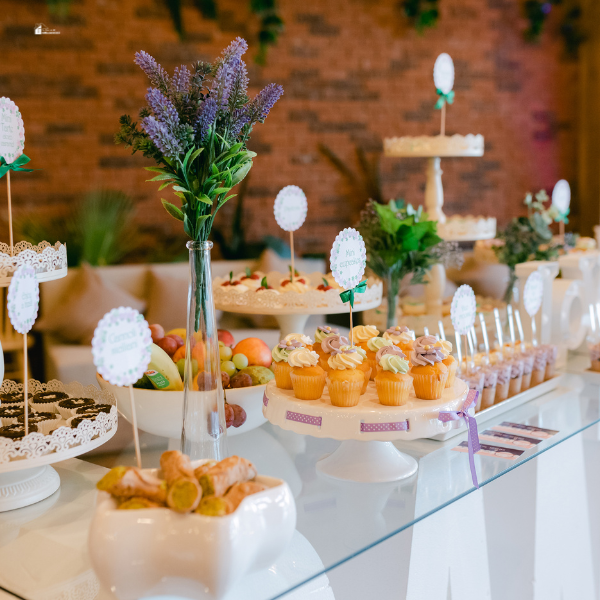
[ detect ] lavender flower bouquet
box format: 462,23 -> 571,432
116,37 -> 283,243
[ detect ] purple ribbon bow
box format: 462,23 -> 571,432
438,389 -> 481,488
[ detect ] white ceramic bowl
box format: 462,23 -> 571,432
96,375 -> 267,439
89,465 -> 296,600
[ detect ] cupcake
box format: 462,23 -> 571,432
375,353 -> 412,406
493,363 -> 511,403
326,346 -> 366,407
271,340 -> 302,390
314,326 -> 339,361
480,368 -> 498,410
365,337 -> 395,380
282,333 -> 314,351
375,344 -> 408,374
279,277 -> 311,294
288,347 -> 327,400
351,325 -> 379,352
0,405 -> 31,427
76,404 -> 112,416
354,346 -> 371,394
590,342 -> 600,372
520,353 -> 535,392
507,359 -> 524,398
409,337 -> 448,400
56,397 -> 95,419
541,344 -> 558,380
67,415 -> 98,428
434,339 -> 457,388
383,325 -> 415,354
0,422 -> 37,440
17,412 -> 61,435
0,392 -> 32,407
463,370 -> 484,412
530,348 -> 547,386
319,334 -> 350,371
30,391 -> 69,414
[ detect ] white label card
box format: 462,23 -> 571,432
434,53 -> 455,95
274,185 -> 308,232
552,179 -> 570,214
450,285 -> 476,335
92,307 -> 152,387
7,265 -> 39,334
330,228 -> 366,290
524,271 -> 543,317
0,97 -> 25,163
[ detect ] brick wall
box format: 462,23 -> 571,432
0,0 -> 578,258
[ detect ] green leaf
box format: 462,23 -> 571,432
213,187 -> 230,195
181,147 -> 194,173
147,173 -> 176,182
197,194 -> 213,205
162,199 -> 184,221
231,160 -> 252,186
172,185 -> 190,194
173,192 -> 186,200
145,166 -> 170,174
158,181 -> 172,191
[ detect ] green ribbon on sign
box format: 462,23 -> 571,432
0,154 -> 34,179
557,208 -> 570,224
339,280 -> 368,308
435,89 -> 455,110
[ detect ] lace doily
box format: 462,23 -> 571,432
214,271 -> 383,314
437,215 -> 496,242
0,379 -> 117,465
0,241 -> 67,281
383,134 -> 484,158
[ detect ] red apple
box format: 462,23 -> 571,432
166,334 -> 184,350
156,336 -> 178,357
149,324 -> 165,343
218,329 -> 235,347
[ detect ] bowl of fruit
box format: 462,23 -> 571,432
96,326 -> 274,441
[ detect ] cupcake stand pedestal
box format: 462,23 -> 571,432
263,378 -> 469,483
0,380 -> 118,512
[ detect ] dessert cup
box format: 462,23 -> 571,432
508,375 -> 522,398
326,369 -> 364,407
290,366 -> 326,400
530,368 -> 545,386
272,361 -> 293,390
481,386 -> 497,410
375,371 -> 412,406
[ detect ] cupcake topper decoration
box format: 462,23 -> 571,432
274,185 -> 308,284
330,228 -> 367,345
552,179 -> 570,240
433,53 -> 455,136
92,307 -> 153,468
7,264 -> 39,437
0,98 -> 32,255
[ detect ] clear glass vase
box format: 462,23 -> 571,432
181,241 -> 227,461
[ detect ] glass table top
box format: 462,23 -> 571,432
0,361 -> 598,600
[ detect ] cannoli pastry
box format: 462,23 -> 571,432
97,466 -> 168,504
196,481 -> 267,516
160,450 -> 202,513
197,456 -> 257,498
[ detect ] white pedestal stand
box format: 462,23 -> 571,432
263,379 -> 468,483
0,466 -> 61,512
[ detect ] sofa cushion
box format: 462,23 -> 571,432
35,263 -> 146,344
144,270 -> 189,332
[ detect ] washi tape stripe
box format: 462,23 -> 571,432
360,420 -> 409,433
286,411 -> 322,427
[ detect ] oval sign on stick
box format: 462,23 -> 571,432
92,307 -> 152,387
523,271 -> 543,317
434,53 -> 455,95
451,285 -> 476,335
8,265 -> 39,334
330,228 -> 366,290
552,179 -> 571,214
274,185 -> 308,232
0,97 -> 25,163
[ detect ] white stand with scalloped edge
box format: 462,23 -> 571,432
0,466 -> 60,512
263,379 -> 469,483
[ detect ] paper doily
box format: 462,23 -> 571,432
0,241 -> 68,284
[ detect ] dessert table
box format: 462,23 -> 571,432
0,359 -> 598,600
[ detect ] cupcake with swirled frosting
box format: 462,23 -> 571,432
375,344 -> 407,374
351,325 -> 379,352
271,339 -> 304,389
314,326 -> 339,361
326,346 -> 366,407
319,334 -> 350,371
434,339 -> 457,388
282,333 -> 314,351
382,325 -> 415,354
288,347 -> 326,400
409,336 -> 448,400
375,352 -> 412,406
365,337 -> 395,380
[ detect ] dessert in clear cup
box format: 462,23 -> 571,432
288,347 -> 326,400
461,366 -> 484,411
539,344 -> 558,379
589,342 -> 600,372
409,336 -> 448,400
519,352 -> 535,391
493,362 -> 511,403
326,346 -> 367,407
530,347 -> 547,386
480,368 -> 498,410
507,358 -> 524,398
374,352 -> 412,406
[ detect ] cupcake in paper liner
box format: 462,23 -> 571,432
314,326 -> 339,361
56,397 -> 95,419
66,414 -> 98,429
435,339 -> 457,388
30,391 -> 69,414
288,347 -> 326,401
366,337 -> 395,380
282,333 -> 314,350
76,404 -> 112,416
382,325 -> 415,355
351,325 -> 379,353
17,412 -> 61,435
375,344 -> 407,375
319,334 -> 350,372
326,346 -> 365,407
375,353 -> 412,406
0,422 -> 38,440
409,337 -> 448,400
0,391 -> 32,407
0,405 -> 31,427
271,340 -> 302,390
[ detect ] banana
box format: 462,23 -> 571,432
148,344 -> 184,391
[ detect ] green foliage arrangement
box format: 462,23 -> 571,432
357,199 -> 462,327
401,0 -> 439,32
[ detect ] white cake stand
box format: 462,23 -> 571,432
215,273 -> 383,337
0,241 -> 68,287
263,378 -> 469,483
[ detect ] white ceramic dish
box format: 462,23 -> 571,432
89,463 -> 296,600
96,375 -> 267,439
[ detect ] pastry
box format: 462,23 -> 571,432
530,348 -> 547,386
493,363 -> 511,403
271,340 -> 301,389
0,405 -> 31,427
279,276 -> 310,293
314,325 -> 339,361
0,392 -> 32,406
282,333 -> 314,350
0,422 -> 37,439
375,353 -> 412,406
382,325 -> 415,354
507,358 -> 524,398
76,404 -> 112,416
56,397 -> 95,419
197,456 -> 257,498
351,325 -> 379,352
30,391 -> 69,413
68,415 -> 98,428
288,347 -> 327,400
435,339 -> 457,388
365,336 -> 395,380
375,344 -> 407,374
326,346 -> 366,407
519,353 -> 534,392
480,368 -> 498,410
319,333 -> 350,371
17,412 -> 61,435
409,337 -> 448,400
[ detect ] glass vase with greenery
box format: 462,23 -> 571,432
115,37 -> 283,460
357,199 -> 462,328
493,190 -> 563,304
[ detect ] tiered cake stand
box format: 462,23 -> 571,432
0,241 -> 68,287
0,379 -> 118,511
215,271 -> 383,337
263,378 -> 469,483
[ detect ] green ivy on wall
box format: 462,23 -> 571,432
400,0 -> 439,33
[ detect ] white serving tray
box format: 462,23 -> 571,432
428,374 -> 563,441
